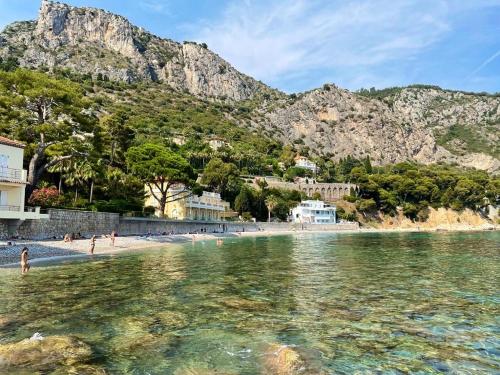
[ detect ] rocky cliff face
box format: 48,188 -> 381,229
1,0 -> 499,172
257,85 -> 499,172
0,0 -> 266,100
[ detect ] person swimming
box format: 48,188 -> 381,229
89,235 -> 96,254
20,247 -> 30,274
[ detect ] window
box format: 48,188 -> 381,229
0,191 -> 7,207
0,154 -> 8,177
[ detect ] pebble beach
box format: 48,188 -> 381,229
0,225 -> 496,268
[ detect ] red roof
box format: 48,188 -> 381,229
0,136 -> 25,149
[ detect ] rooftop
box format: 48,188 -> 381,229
0,136 -> 25,149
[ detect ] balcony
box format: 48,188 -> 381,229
0,167 -> 27,183
185,200 -> 226,211
0,204 -> 20,211
0,206 -> 49,220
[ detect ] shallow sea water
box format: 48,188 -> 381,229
0,231 -> 499,374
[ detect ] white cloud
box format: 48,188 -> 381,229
188,0 -> 485,91
139,0 -> 171,16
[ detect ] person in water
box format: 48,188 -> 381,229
89,235 -> 96,254
110,230 -> 116,247
20,247 -> 30,274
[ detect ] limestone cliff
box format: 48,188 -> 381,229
373,207 -> 496,231
257,85 -> 499,172
0,0 -> 267,100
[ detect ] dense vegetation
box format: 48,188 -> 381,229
345,159 -> 499,221
0,67 -> 498,222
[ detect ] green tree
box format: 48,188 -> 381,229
265,195 -> 279,222
100,111 -> 135,166
356,198 -> 377,214
279,145 -> 296,169
234,185 -> 254,214
0,69 -> 96,197
201,158 -> 239,195
363,156 -> 373,174
312,192 -> 322,200
284,166 -> 311,182
126,143 -> 196,216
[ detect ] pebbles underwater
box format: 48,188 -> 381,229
0,231 -> 498,373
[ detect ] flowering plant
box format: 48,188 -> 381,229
28,187 -> 64,207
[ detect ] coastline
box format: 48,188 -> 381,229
0,225 -> 497,269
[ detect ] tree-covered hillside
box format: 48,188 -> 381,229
0,67 -> 498,222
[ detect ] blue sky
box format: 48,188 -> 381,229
1,0 -> 499,93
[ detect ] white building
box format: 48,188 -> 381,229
291,200 -> 336,224
294,155 -> 318,173
208,137 -> 230,151
0,136 -> 47,221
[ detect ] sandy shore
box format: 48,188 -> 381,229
0,226 -> 497,269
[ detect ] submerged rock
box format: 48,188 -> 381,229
174,367 -> 237,375
263,344 -> 303,375
0,315 -> 13,329
156,311 -> 188,330
262,343 -> 326,375
0,335 -> 92,371
221,298 -> 270,311
51,363 -> 108,374
109,314 -> 177,355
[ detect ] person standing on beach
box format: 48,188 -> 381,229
89,235 -> 96,255
110,230 -> 116,247
20,247 -> 30,274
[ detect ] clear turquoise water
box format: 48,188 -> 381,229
0,231 -> 499,374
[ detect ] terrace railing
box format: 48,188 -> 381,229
0,167 -> 25,182
0,205 -> 21,212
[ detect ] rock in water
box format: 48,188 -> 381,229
263,344 -> 303,375
0,335 -> 92,371
174,367 -> 237,375
262,343 -> 325,375
29,332 -> 44,341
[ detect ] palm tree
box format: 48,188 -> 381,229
48,159 -> 71,193
265,195 -> 279,222
64,162 -> 83,204
78,161 -> 97,203
64,160 -> 96,204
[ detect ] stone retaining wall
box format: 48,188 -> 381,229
13,209 -> 120,240
118,217 -> 258,236
0,209 -> 358,240
255,222 -> 359,232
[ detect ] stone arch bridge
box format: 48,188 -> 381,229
252,177 -> 358,202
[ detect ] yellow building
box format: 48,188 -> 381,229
145,184 -> 232,221
0,136 -> 48,220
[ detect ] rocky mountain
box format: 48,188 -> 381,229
1,0 -> 499,172
0,0 -> 268,100
258,85 -> 499,172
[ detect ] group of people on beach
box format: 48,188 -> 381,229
19,230 -> 117,274
88,230 -> 116,254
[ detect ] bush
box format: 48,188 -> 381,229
344,195 -> 357,203
143,206 -> 156,216
28,187 -> 64,208
241,212 -> 253,221
356,198 -> 377,213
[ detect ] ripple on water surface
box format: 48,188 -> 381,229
0,231 -> 499,374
